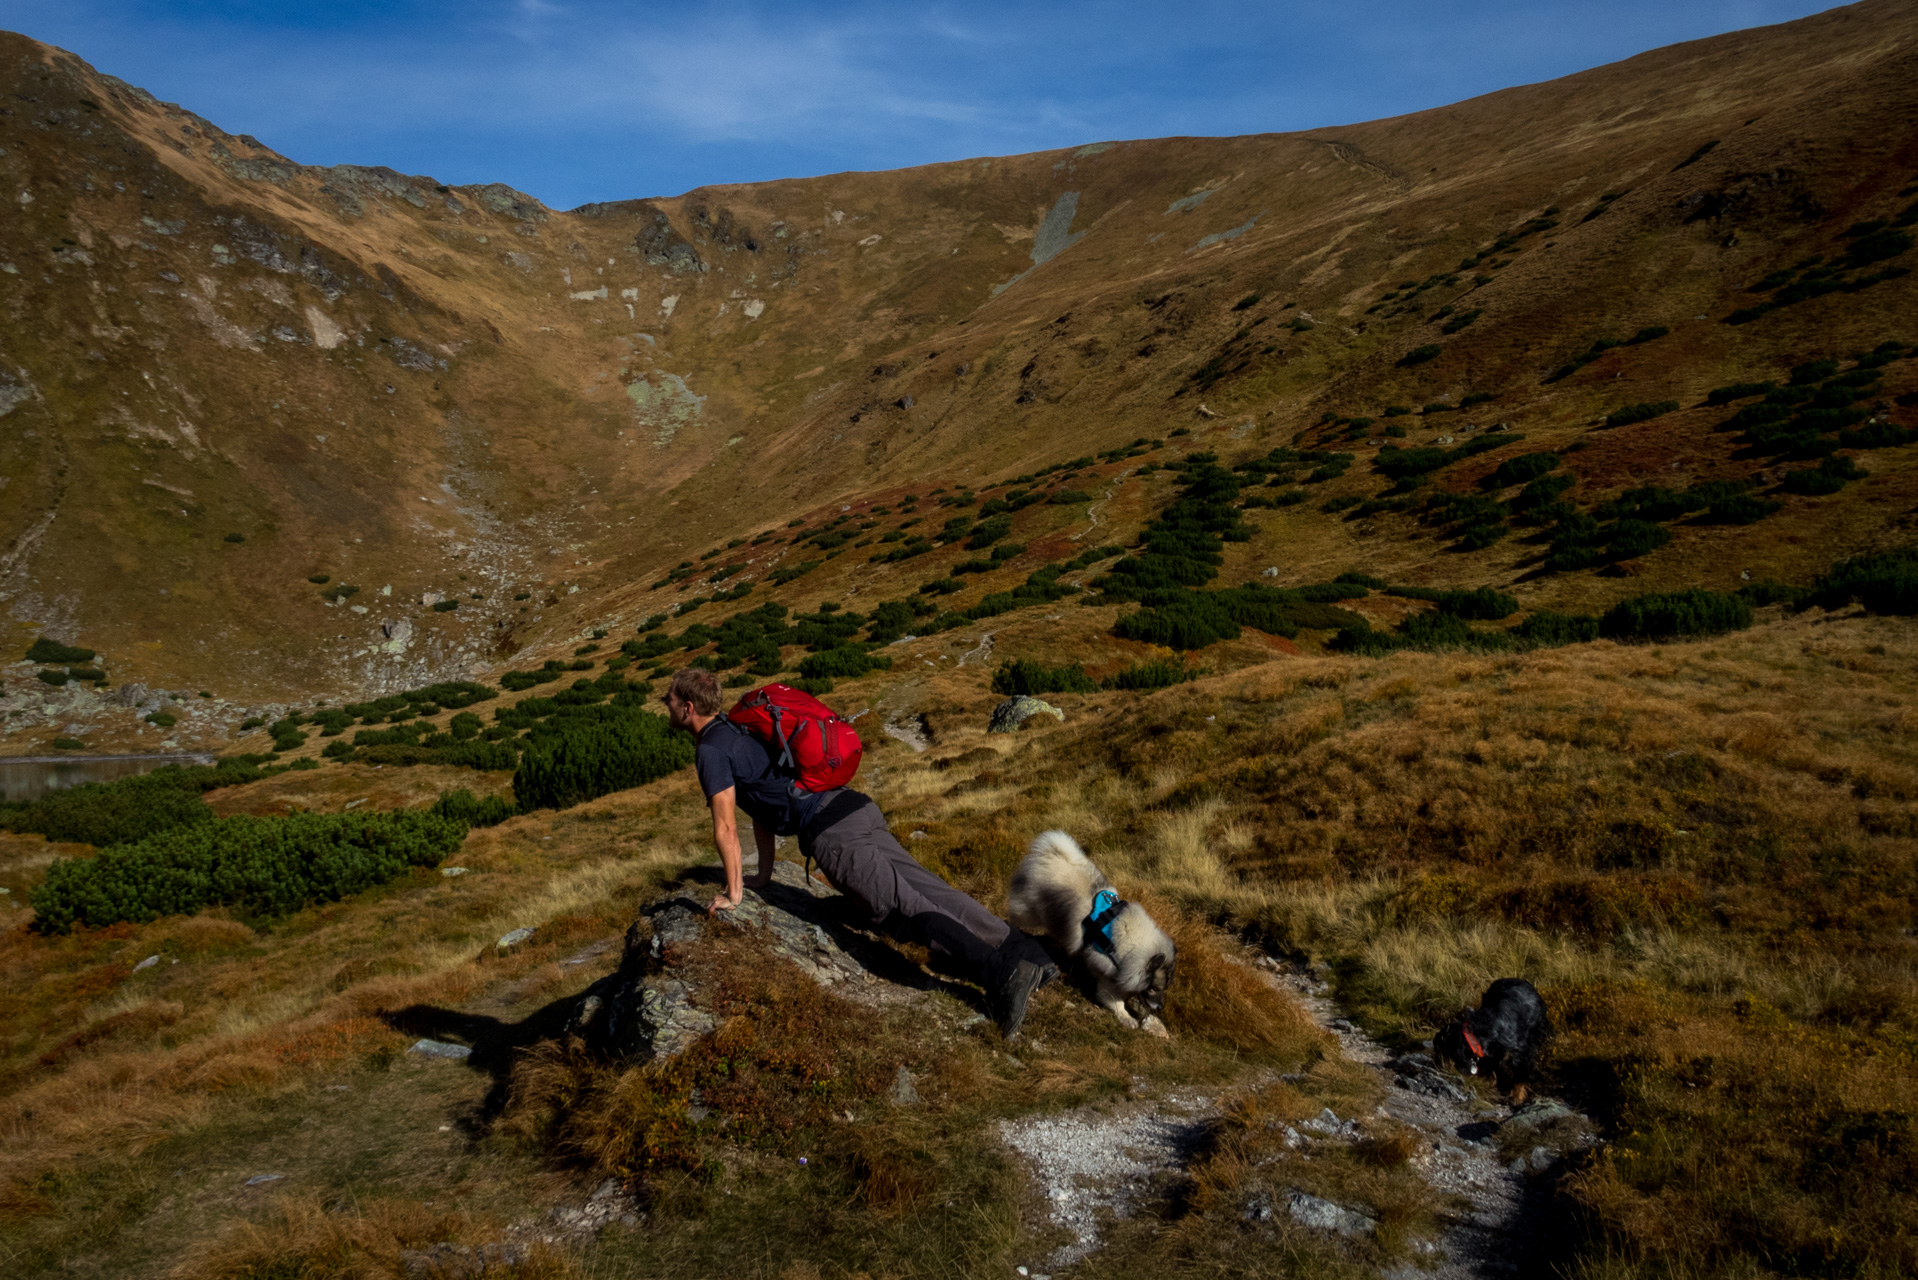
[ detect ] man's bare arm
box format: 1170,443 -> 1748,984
708,786 -> 746,913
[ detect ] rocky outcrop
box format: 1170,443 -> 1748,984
989,696 -> 1065,734
565,860 -> 917,1061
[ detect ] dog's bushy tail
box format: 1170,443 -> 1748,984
1027,829 -> 1091,867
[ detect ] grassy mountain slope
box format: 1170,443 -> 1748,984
0,1 -> 1915,732
2,7 -> 1918,1276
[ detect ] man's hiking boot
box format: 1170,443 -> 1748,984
992,955 -> 1058,1041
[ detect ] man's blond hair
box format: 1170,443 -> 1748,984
668,667 -> 723,716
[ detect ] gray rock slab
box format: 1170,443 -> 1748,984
566,860 -> 939,1064
989,696 -> 1064,734
1287,1189 -> 1377,1237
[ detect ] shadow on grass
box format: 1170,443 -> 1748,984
380,863 -> 989,1127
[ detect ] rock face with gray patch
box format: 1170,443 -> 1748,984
567,913 -> 714,1061
1285,1189 -> 1377,1237
994,192 -> 1086,295
627,372 -> 705,446
989,696 -> 1064,733
566,861 -> 911,1061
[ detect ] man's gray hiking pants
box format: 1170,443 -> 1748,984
800,790 -> 1037,981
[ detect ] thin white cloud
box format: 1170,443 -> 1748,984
0,0 -> 1845,205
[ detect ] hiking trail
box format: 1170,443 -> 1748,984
996,953 -> 1595,1277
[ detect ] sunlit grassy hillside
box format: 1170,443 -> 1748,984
1,5 -> 1917,1277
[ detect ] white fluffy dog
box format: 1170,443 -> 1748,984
1008,830 -> 1177,1035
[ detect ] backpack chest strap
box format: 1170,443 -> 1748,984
1083,888 -> 1127,957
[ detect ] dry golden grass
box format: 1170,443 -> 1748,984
4,608 -> 1918,1276
886,609 -> 1917,1278
169,1195 -> 578,1280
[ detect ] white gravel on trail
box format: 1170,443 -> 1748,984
1261,958 -> 1538,1280
956,631 -> 996,667
998,956 -> 1578,1278
999,1090 -> 1216,1269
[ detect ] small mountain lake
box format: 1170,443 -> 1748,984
0,753 -> 217,804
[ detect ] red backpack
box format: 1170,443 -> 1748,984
726,684 -> 864,792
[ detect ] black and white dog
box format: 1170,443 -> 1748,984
1008,831 -> 1177,1035
1434,978 -> 1552,1099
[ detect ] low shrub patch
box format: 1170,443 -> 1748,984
1374,433 -> 1524,482
513,706 -> 693,811
1782,455 -> 1867,496
1115,583 -> 1364,650
1385,586 -> 1520,620
1740,579 -> 1810,607
30,809 -> 468,932
1399,344 -> 1441,366
1487,452 -> 1559,488
991,659 -> 1097,697
1548,336 -> 1624,381
797,648 -> 892,680
1334,609 -> 1515,656
1703,493 -> 1781,525
1607,517 -> 1674,558
1515,610 -> 1600,645
0,767 -> 232,846
26,638 -> 95,664
770,559 -> 824,585
1511,474 -> 1576,511
1547,510 -> 1675,572
966,517 -> 1013,550
431,788 -> 517,828
1604,401 -> 1680,428
1809,545 -> 1918,614
1707,380 -> 1775,406
1102,658 -> 1196,691
1600,590 -> 1753,640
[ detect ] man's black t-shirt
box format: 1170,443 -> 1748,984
694,716 -> 830,836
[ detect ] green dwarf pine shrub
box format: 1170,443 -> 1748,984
30,809 -> 467,931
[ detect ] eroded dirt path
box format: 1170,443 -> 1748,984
995,954 -> 1591,1278
1000,1089 -> 1219,1271
1261,959 -> 1542,1280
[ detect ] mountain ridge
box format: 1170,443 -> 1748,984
0,0 -> 1914,744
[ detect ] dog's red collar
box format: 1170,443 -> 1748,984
1461,1026 -> 1487,1059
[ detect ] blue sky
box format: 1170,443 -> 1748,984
8,1 -> 1841,208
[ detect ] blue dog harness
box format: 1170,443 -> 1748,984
1083,888 -> 1127,957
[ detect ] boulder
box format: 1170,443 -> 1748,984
1297,1107 -> 1360,1140
989,696 -> 1065,734
1387,1050 -> 1472,1103
1286,1189 -> 1377,1237
566,861 -> 901,1062
1502,1097 -> 1579,1135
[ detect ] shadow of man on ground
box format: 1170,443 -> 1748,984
380,859 -> 985,1127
